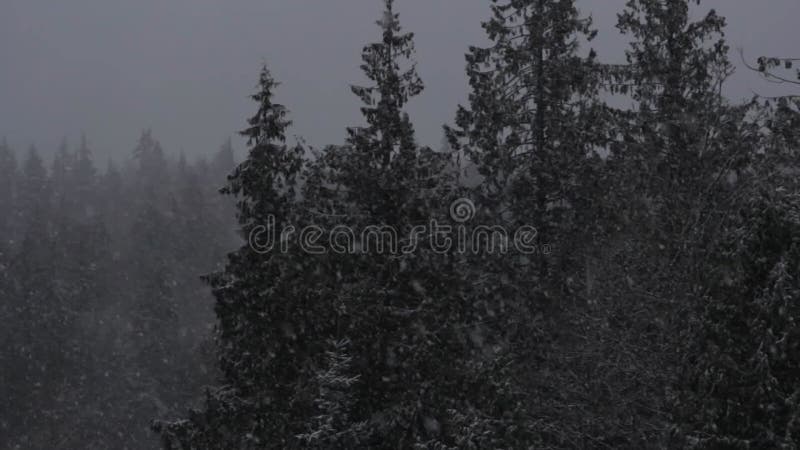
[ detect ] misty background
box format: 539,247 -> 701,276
4,0 -> 800,448
2,0 -> 798,160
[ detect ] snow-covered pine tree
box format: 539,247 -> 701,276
684,186 -> 800,448
296,338 -> 367,448
446,0 -> 607,297
302,2 -> 531,446
322,0 -> 441,227
5,147 -> 77,447
615,0 -> 732,244
226,66 -> 303,230
154,65 -> 321,449
610,2 -> 795,445
443,5 -> 613,443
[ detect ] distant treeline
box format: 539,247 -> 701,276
0,132 -> 239,448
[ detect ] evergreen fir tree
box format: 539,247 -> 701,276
684,187 -> 800,448
0,139 -> 18,244
154,65 -> 311,448
73,133 -> 99,220
212,137 -> 236,182
18,146 -> 50,231
610,2 -> 776,446
446,0 -> 607,295
304,2 -> 528,446
615,0 -> 732,242
133,129 -> 169,203
296,339 -> 367,448
337,0 -> 426,224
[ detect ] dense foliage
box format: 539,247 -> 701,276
3,0 -> 800,448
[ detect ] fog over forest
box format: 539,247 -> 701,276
1,0 -> 798,157
2,0 -> 800,449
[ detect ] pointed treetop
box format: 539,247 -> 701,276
178,149 -> 187,171
213,137 -> 236,174
133,129 -> 161,159
76,133 -> 94,172
347,0 -> 423,167
378,0 -> 398,31
0,138 -> 16,172
56,137 -> 71,166
240,64 -> 292,147
78,132 -> 90,154
24,145 -> 46,178
74,133 -> 97,180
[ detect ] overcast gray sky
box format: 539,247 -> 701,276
1,0 -> 798,162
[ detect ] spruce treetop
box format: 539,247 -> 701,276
348,0 -> 423,168
241,65 -> 291,146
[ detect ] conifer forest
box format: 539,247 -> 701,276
2,1 -> 800,448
